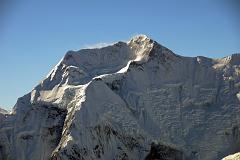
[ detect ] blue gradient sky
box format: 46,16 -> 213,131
0,0 -> 239,110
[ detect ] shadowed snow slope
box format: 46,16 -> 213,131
1,35 -> 240,160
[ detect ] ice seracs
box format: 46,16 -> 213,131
1,35 -> 240,160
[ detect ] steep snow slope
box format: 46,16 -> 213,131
1,35 -> 240,160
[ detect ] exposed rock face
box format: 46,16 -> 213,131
145,142 -> 183,160
0,35 -> 240,160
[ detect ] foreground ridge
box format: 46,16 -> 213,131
1,35 -> 240,160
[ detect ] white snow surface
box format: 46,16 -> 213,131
222,152 -> 240,160
1,35 -> 240,160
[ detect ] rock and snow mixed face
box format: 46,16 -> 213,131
1,35 -> 240,160
0,108 -> 8,113
0,108 -> 8,122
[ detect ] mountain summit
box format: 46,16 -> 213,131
1,35 -> 240,160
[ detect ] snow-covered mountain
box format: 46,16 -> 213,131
1,35 -> 240,160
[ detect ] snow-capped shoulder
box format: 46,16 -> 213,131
222,152 -> 240,160
0,107 -> 9,114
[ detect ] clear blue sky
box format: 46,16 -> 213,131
0,0 -> 239,110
